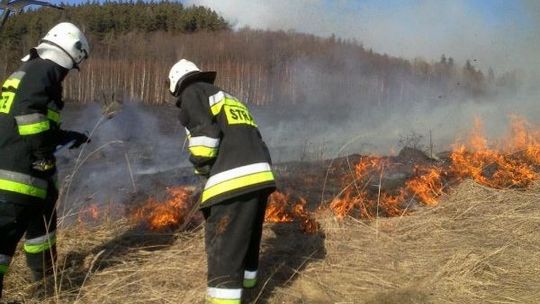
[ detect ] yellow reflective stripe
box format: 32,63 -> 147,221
243,278 -> 256,288
190,146 -> 218,158
24,236 -> 57,254
0,92 -> 15,114
202,171 -> 274,203
3,78 -> 20,89
207,298 -> 240,304
0,265 -> 8,274
0,72 -> 25,114
210,100 -> 225,116
18,120 -> 50,135
0,179 -> 47,199
209,92 -> 244,117
47,109 -> 61,124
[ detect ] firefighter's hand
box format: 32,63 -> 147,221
64,131 -> 90,149
32,159 -> 55,172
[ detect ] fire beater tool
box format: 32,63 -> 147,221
0,0 -> 63,32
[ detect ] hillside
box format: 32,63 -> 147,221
0,2 -> 514,107
3,180 -> 540,303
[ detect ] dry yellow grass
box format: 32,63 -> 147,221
3,179 -> 540,303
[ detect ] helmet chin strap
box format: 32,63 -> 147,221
40,39 -> 80,70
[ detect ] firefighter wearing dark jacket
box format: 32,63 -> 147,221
168,59 -> 276,304
0,22 -> 90,299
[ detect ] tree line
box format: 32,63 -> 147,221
0,2 -> 516,106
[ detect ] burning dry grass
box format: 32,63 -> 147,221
131,186 -> 202,231
273,181 -> 540,303
265,191 -> 320,233
3,180 -> 540,303
4,115 -> 540,302
330,115 -> 540,220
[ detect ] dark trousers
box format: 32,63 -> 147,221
0,184 -> 58,298
202,190 -> 269,292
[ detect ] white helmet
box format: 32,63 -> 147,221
22,22 -> 90,70
168,59 -> 216,96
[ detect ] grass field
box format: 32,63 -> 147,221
3,178 -> 540,303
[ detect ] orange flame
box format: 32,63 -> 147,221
132,186 -> 195,231
331,156 -> 420,219
449,116 -> 537,189
77,203 -> 100,224
406,166 -> 445,206
332,115 -> 540,220
266,191 -> 319,233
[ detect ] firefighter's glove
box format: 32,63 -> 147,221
194,165 -> 211,178
32,159 -> 55,172
64,131 -> 90,149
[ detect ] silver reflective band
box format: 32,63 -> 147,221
189,136 -> 220,148
14,113 -> 48,125
208,91 -> 226,107
244,270 -> 257,279
0,254 -> 11,265
0,169 -> 48,189
205,163 -> 272,189
9,71 -> 25,81
185,128 -> 191,136
26,230 -> 56,245
207,287 -> 242,299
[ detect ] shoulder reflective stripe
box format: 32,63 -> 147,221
2,71 -> 25,90
244,270 -> 257,279
14,113 -> 48,125
205,163 -> 272,188
0,169 -> 48,199
185,128 -> 191,136
17,120 -> 50,135
209,91 -> 226,107
207,287 -> 242,300
47,109 -> 61,124
189,136 -> 220,148
3,78 -> 20,89
202,171 -> 274,203
3,71 -> 25,88
209,91 -> 238,116
190,146 -> 218,158
0,169 -> 48,189
24,231 -> 57,254
0,254 -> 11,265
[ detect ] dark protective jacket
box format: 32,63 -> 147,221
0,57 -> 70,205
178,82 -> 276,208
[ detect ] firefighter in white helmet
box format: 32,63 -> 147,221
168,59 -> 276,304
0,22 -> 90,299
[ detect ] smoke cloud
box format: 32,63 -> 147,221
56,103 -> 195,217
